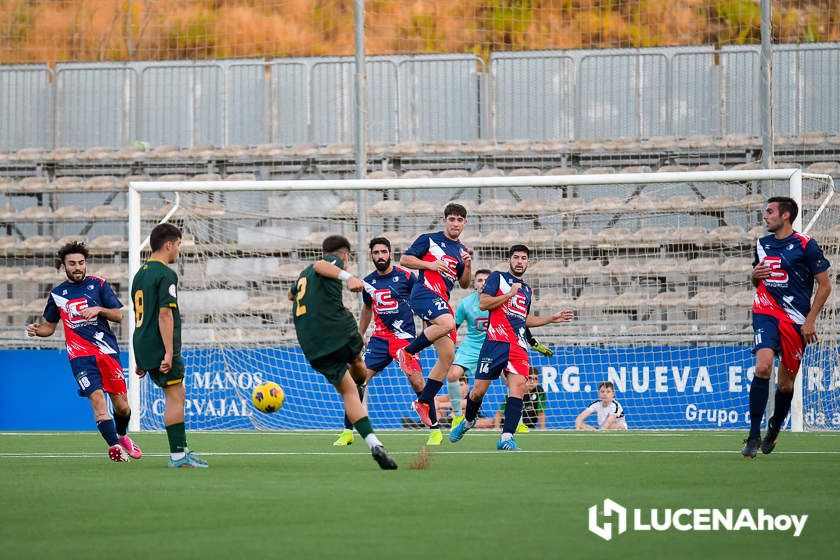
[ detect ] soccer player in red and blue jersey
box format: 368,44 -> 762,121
26,241 -> 142,462
449,244 -> 573,450
333,237 -> 427,445
742,197 -> 832,457
398,203 -> 472,430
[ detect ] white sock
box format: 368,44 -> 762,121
500,432 -> 513,442
447,381 -> 463,416
170,451 -> 186,460
364,433 -> 383,450
464,418 -> 475,428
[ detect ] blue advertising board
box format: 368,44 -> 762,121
2,346 -> 838,431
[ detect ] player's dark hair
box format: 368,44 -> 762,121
767,196 -> 799,224
508,244 -> 530,258
149,223 -> 182,252
369,237 -> 391,251
598,381 -> 614,390
322,234 -> 351,254
443,202 -> 467,219
528,366 -> 540,378
56,241 -> 90,269
475,268 -> 492,278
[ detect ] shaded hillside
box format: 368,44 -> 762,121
0,0 -> 837,63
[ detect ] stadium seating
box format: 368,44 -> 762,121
370,200 -> 403,217
475,198 -> 510,215
671,226 -> 707,245
3,131 -> 838,348
89,236 -> 126,250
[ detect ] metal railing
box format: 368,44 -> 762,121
1,44 -> 838,150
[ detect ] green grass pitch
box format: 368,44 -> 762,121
1,430 -> 838,559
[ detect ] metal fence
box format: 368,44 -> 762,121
0,44 -> 838,150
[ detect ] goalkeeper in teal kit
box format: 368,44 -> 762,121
445,269 -> 553,429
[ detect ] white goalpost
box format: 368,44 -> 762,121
126,169 -> 839,433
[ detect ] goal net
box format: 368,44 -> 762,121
127,169 -> 839,432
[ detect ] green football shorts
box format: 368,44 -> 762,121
309,334 -> 364,386
147,354 -> 186,389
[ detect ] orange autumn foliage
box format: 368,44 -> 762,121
0,0 -> 837,64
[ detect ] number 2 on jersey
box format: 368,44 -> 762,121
134,290 -> 144,327
295,277 -> 308,317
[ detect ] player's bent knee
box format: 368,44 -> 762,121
88,389 -> 107,410
431,314 -> 455,333
777,381 -> 795,393
470,382 -> 490,400
348,361 -> 367,384
754,362 -> 774,379
439,316 -> 456,333
447,364 -> 465,381
753,349 -> 775,378
90,393 -> 110,421
113,401 -> 131,416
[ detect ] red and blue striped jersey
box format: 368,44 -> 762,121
403,231 -> 468,301
362,266 -> 417,340
482,270 -> 532,348
43,275 -> 123,360
753,232 -> 831,325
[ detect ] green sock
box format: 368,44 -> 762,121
353,416 -> 374,439
165,422 -> 187,454
448,380 -> 463,416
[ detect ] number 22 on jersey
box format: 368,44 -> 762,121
295,277 -> 308,317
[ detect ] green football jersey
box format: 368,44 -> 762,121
131,259 -> 181,370
291,255 -> 359,361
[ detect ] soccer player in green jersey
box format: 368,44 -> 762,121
290,235 -> 398,470
131,223 -> 208,469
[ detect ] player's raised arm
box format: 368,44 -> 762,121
399,233 -> 429,270
400,233 -> 448,274
526,309 -> 574,328
458,248 -> 472,289
399,253 -> 425,270
400,253 -> 449,275
312,259 -> 363,292
478,282 -> 521,311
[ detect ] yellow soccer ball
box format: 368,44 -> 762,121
252,381 -> 285,413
